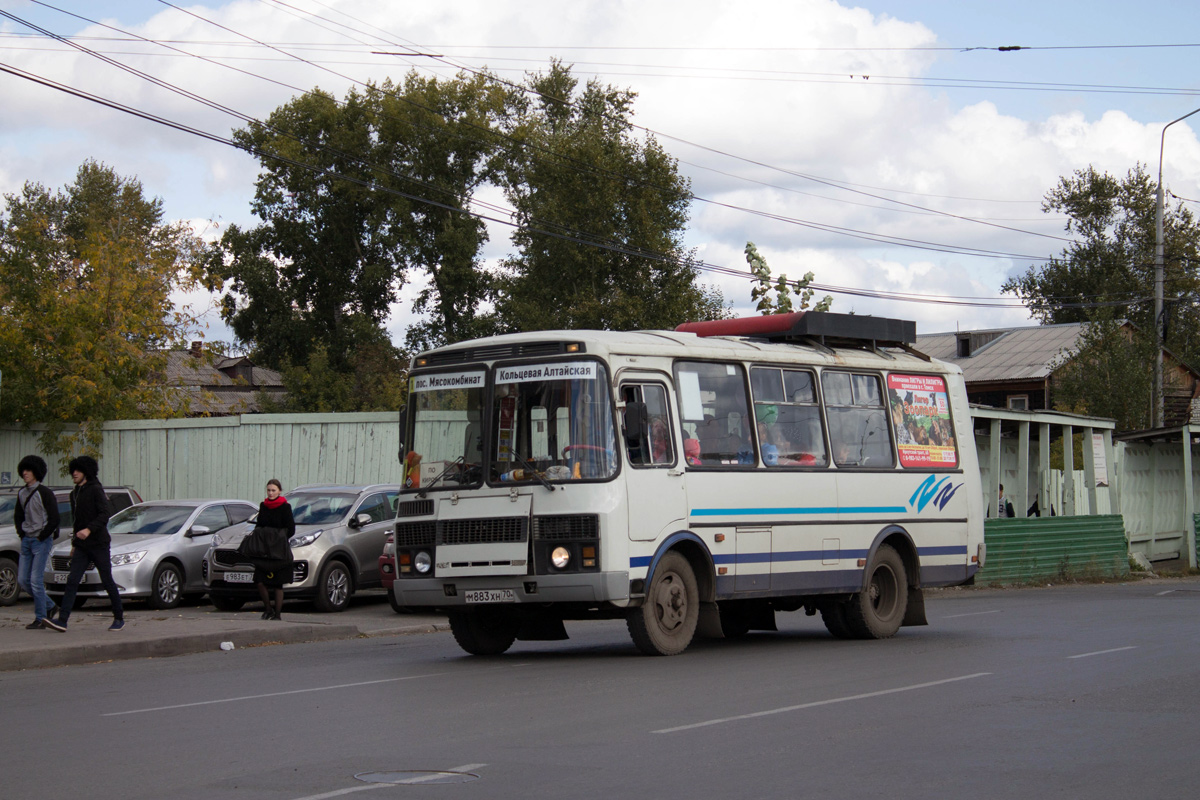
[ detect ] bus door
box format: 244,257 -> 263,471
620,379 -> 687,541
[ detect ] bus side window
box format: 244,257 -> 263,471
674,361 -> 752,467
823,372 -> 894,468
622,383 -> 675,467
751,366 -> 827,467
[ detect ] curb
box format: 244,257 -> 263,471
0,621 -> 451,672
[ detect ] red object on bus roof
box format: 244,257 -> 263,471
675,311 -> 916,344
675,313 -> 807,338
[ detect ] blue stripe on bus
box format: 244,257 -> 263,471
690,506 -> 907,516
629,544 -> 967,570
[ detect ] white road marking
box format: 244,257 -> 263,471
102,673 -> 444,717
1156,590 -> 1176,596
653,673 -> 992,734
944,610 -> 1001,618
290,765 -> 487,800
1066,646 -> 1137,659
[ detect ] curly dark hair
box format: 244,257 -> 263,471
17,455 -> 48,482
66,455 -> 99,481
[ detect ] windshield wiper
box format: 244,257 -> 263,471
507,451 -> 555,492
418,457 -> 465,498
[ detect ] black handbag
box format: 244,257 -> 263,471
237,526 -> 293,563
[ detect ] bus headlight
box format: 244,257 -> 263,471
414,551 -> 432,574
551,546 -> 571,569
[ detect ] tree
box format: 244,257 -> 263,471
495,61 -> 726,331
1050,319 -> 1156,430
0,160 -> 202,458
745,241 -> 831,315
1002,164 -> 1200,363
207,72 -> 516,396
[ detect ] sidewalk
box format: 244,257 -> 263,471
0,590 -> 449,672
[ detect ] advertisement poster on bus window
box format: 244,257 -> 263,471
886,374 -> 958,468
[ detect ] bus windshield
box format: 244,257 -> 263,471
406,370 -> 488,490
491,360 -> 617,483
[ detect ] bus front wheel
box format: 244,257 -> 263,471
449,609 -> 518,655
627,551 -> 699,656
845,544 -> 907,639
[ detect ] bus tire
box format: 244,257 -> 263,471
845,544 -> 907,639
627,551 -> 699,656
449,609 -> 518,656
820,600 -> 854,639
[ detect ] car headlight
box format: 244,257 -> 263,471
414,551 -> 432,574
111,551 -> 147,566
291,529 -> 323,547
551,546 -> 571,569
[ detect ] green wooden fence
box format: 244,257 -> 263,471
976,515 -> 1129,585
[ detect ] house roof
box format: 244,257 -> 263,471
162,351 -> 284,388
916,323 -> 1086,384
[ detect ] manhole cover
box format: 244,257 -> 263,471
355,771 -> 480,786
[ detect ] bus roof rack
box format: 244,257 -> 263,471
675,311 -> 916,346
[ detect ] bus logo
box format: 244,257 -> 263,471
909,475 -> 962,512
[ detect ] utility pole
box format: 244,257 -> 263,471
1154,105 -> 1200,428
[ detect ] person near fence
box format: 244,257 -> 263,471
14,455 -> 60,629
998,484 -> 1016,518
249,479 -> 295,620
44,456 -> 124,632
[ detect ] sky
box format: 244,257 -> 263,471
1,0 -> 1198,349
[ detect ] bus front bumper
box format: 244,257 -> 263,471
393,570 -> 630,608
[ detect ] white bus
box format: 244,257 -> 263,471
393,312 -> 984,656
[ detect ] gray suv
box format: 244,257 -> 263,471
203,484 -> 400,612
0,485 -> 140,605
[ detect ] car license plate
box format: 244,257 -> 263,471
224,572 -> 254,584
53,573 -> 68,584
464,589 -> 515,604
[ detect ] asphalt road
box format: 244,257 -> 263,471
3,578 -> 1198,800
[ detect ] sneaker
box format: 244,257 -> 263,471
109,619 -> 126,632
25,620 -> 44,630
43,617 -> 67,632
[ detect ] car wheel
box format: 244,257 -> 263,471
149,563 -> 183,610
626,551 -> 699,656
448,609 -> 518,655
0,556 -> 19,606
209,593 -> 245,612
314,561 -> 352,612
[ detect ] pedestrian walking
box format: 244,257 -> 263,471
249,478 -> 295,620
13,455 -> 61,629
43,456 -> 124,632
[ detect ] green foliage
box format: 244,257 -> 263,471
1002,164 -> 1200,365
494,61 -> 728,331
259,339 -> 409,414
745,241 -> 831,315
1051,319 -> 1156,430
0,160 -> 201,460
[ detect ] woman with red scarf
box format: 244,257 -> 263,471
254,479 -> 295,619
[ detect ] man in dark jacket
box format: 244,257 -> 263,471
44,456 -> 125,632
13,455 -> 61,629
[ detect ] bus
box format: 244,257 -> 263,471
392,311 -> 984,656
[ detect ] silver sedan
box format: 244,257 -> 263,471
45,499 -> 257,609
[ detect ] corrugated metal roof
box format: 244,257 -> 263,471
917,323 -> 1085,383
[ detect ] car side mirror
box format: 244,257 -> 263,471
186,525 -> 211,538
349,512 -> 373,529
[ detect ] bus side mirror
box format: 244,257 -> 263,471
623,402 -> 649,440
397,405 -> 408,464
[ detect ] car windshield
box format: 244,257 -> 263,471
289,492 -> 358,525
0,495 -> 16,526
109,505 -> 193,535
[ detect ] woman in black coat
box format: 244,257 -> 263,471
253,479 -> 295,620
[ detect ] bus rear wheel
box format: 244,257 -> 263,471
845,544 -> 907,639
627,551 -> 699,656
819,600 -> 855,639
449,609 -> 518,655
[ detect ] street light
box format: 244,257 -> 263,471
1154,105 -> 1200,429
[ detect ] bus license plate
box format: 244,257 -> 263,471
464,589 -> 515,604
225,572 -> 254,584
